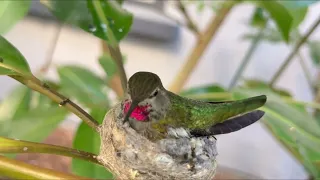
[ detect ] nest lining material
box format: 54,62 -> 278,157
98,103 -> 218,180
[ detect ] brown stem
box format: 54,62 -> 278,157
10,75 -> 100,132
177,0 -> 200,35
101,41 -> 124,97
168,1 -> 237,93
269,15 -> 320,88
108,45 -> 127,94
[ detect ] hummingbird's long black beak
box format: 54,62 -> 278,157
123,100 -> 139,124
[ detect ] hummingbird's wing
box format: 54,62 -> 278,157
190,110 -> 264,136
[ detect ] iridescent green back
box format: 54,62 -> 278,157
160,91 -> 266,130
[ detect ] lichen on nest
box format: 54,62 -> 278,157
98,103 -> 218,180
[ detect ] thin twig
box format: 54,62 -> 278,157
228,24 -> 266,90
177,0 -> 200,35
10,75 -> 100,132
0,137 -> 102,166
297,52 -> 314,91
37,23 -> 63,75
168,1 -> 237,93
270,15 -> 320,88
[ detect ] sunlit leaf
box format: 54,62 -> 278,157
72,107 -> 113,179
41,0 -> 133,43
0,35 -> 31,75
57,65 -> 109,108
308,40 -> 320,66
0,0 -> 31,34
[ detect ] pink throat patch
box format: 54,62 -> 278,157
124,101 -> 150,121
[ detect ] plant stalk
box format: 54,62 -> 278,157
0,155 -> 91,180
101,41 -> 124,97
93,0 -> 127,93
0,137 -> 101,166
10,75 -> 100,132
228,25 -> 266,90
168,1 -> 237,93
269,15 -> 320,88
297,52 -> 314,91
177,0 -> 200,35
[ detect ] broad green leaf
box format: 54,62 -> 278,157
0,86 -> 31,122
72,107 -> 113,179
57,65 -> 109,108
99,54 -> 117,78
7,107 -> 68,143
180,84 -> 229,101
233,88 -> 320,153
250,7 -> 267,28
0,0 -> 31,34
41,0 -> 133,43
243,79 -> 292,97
308,40 -> 320,66
0,35 -> 31,75
254,1 -> 293,42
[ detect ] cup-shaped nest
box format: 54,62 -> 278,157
98,103 -> 218,180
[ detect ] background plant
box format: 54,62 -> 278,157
0,0 -> 320,179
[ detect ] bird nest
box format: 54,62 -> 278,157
97,103 -> 218,180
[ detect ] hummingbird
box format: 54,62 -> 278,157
122,71 -> 267,142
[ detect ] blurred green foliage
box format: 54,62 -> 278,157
0,0 -> 320,179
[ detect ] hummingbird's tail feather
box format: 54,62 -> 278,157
190,110 -> 265,136
208,95 -> 267,124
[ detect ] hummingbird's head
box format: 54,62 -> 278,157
123,71 -> 169,123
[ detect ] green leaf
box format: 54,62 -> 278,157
308,40 -> 320,66
0,0 -> 31,34
0,86 -> 31,122
0,35 -> 31,75
233,88 -> 320,153
255,1 -> 293,42
72,107 -> 113,179
180,84 -> 229,101
99,54 -> 117,78
250,7 -> 267,28
57,65 -> 109,108
41,0 -> 133,43
7,107 -> 68,143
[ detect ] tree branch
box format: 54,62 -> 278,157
0,155 -> 91,180
177,0 -> 200,36
10,75 -> 100,132
0,137 -> 102,166
269,15 -> 320,88
168,1 -> 237,93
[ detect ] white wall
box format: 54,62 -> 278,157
2,2 -> 320,179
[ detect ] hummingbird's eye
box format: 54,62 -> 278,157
149,90 -> 158,98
